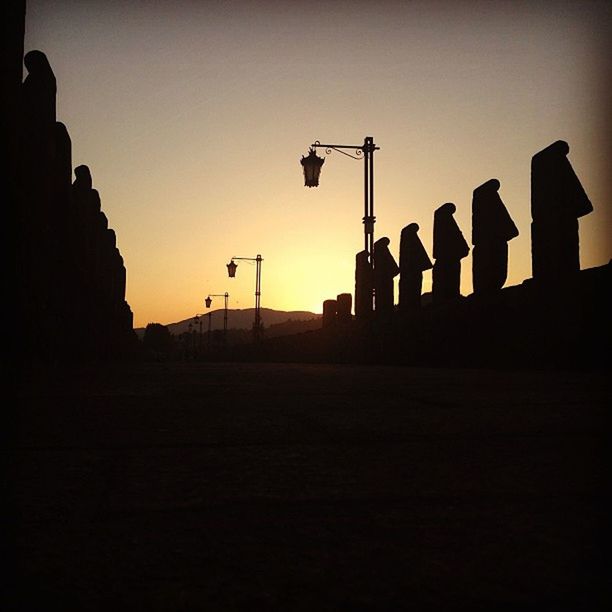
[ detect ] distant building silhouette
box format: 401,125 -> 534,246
531,140 -> 593,284
432,203 -> 469,304
355,250 -> 373,320
471,179 -> 518,294
373,238 -> 399,315
399,223 -> 432,312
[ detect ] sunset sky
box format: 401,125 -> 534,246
24,0 -> 611,328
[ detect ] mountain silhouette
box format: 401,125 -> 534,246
135,308 -> 321,338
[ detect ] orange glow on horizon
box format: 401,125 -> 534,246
24,0 -> 611,327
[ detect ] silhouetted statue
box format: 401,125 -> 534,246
21,50 -> 56,160
399,223 -> 432,311
373,237 -> 399,315
531,140 -> 593,284
73,163 -> 92,191
53,123 -> 72,194
50,123 -> 74,334
22,50 -> 56,123
72,165 -> 100,274
322,300 -> 337,328
70,164 -> 135,356
355,250 -> 373,319
15,36 -> 136,361
72,166 -> 104,264
472,179 -> 518,294
20,51 -> 58,241
433,203 -> 469,304
336,293 -> 352,324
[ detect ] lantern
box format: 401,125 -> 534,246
227,260 -> 238,278
205,296 -> 212,308
300,147 -> 325,187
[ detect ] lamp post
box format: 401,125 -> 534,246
301,136 -> 379,309
187,321 -> 195,356
226,255 -> 263,341
207,312 -> 211,349
195,309 -> 212,350
193,314 -> 203,352
205,292 -> 229,343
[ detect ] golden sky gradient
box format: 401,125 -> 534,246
24,0 -> 611,327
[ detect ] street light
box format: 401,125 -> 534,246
301,136 -> 379,310
226,255 -> 263,341
187,321 -> 195,356
226,260 -> 238,278
193,314 -> 202,351
193,311 -> 211,349
206,292 -> 229,342
300,147 -> 325,187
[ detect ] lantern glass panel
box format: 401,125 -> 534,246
300,148 -> 324,187
227,261 -> 237,278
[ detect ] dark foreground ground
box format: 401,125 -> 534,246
7,362 -> 610,610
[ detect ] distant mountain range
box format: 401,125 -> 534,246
135,308 -> 321,338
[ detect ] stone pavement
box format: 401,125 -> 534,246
8,363 -> 609,610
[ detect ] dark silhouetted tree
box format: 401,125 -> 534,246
142,323 -> 174,358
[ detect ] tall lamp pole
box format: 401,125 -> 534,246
226,256 -> 263,342
187,321 -> 195,356
207,311 -> 212,348
193,315 -> 203,352
301,136 -> 379,309
205,292 -> 229,343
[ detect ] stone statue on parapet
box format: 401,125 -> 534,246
355,250 -> 373,319
433,203 -> 469,304
336,293 -> 352,324
531,140 -> 593,284
373,237 -> 399,316
399,223 -> 432,312
322,299 -> 337,328
22,50 -> 56,132
472,179 -> 518,294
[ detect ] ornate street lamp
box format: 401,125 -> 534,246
206,292 -> 230,342
300,136 -> 379,312
226,260 -> 238,278
300,147 -> 325,187
226,255 -> 263,342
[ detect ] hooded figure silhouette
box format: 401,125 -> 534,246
399,223 -> 432,311
433,203 -> 469,304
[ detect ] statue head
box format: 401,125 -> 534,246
374,237 -> 391,249
74,164 -> 92,190
24,50 -> 53,77
436,202 -> 456,216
